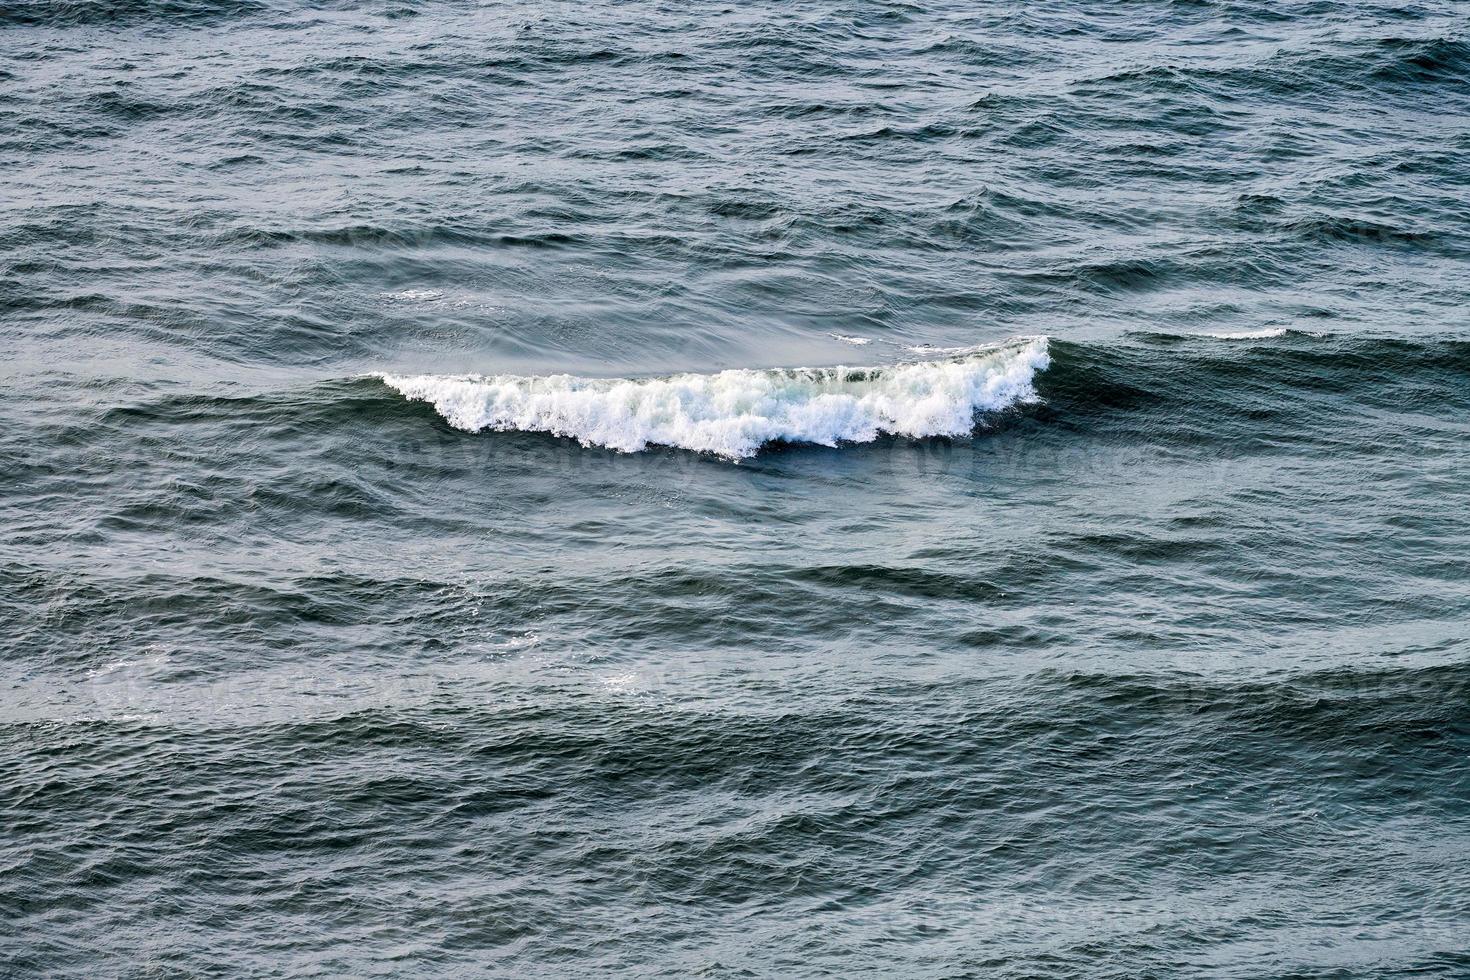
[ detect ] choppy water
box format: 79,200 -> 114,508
4,1 -> 1470,976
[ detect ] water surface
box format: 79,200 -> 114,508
3,1 -> 1469,975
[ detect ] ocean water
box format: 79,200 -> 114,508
3,1 -> 1470,975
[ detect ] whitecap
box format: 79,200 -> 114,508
377,336 -> 1050,459
1197,327 -> 1289,340
382,288 -> 444,302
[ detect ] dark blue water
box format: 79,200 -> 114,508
4,1 -> 1470,975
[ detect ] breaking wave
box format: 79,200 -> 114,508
378,337 -> 1049,458
1198,327 -> 1290,340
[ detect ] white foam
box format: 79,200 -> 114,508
828,333 -> 872,345
378,337 -> 1050,459
901,343 -> 995,356
382,288 -> 444,302
1198,327 -> 1289,339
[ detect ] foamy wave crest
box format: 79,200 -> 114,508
378,337 -> 1049,458
1200,327 -> 1289,340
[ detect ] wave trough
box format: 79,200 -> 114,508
379,338 -> 1049,458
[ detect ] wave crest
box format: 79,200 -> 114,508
378,338 -> 1049,458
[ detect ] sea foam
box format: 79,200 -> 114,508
378,337 -> 1049,458
1198,327 -> 1289,339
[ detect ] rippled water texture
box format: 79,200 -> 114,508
3,1 -> 1470,976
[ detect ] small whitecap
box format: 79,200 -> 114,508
601,672 -> 638,692
1198,327 -> 1289,340
382,288 -> 445,302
